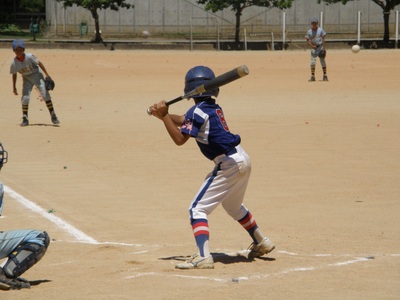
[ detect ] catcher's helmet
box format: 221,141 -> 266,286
0,143 -> 8,171
184,66 -> 219,99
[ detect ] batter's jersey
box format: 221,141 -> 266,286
305,27 -> 326,46
10,53 -> 41,77
180,98 -> 241,160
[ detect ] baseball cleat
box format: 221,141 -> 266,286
323,75 -> 328,81
0,268 -> 30,290
308,76 -> 315,82
248,237 -> 275,258
51,113 -> 60,125
175,254 -> 214,269
20,115 -> 29,127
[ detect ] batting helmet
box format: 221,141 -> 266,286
184,66 -> 219,99
0,143 -> 8,171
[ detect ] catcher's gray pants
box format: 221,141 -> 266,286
310,47 -> 326,68
0,229 -> 47,259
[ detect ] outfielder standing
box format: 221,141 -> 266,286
10,39 -> 60,126
305,17 -> 328,82
0,143 -> 50,290
150,66 -> 275,269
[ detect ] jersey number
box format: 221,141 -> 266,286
216,109 -> 229,131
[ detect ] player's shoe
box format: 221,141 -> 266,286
175,254 -> 214,269
323,75 -> 329,81
248,237 -> 275,258
308,76 -> 315,82
51,112 -> 60,125
0,268 -> 31,290
20,115 -> 29,127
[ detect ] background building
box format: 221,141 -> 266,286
43,0 -> 399,41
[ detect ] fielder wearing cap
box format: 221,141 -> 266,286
305,17 -> 328,82
9,39 -> 60,126
11,39 -> 25,50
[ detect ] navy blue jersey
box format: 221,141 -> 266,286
180,99 -> 241,160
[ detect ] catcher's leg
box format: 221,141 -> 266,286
2,231 -> 50,278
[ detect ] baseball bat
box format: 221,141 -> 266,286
147,65 -> 249,115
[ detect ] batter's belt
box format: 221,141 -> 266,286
213,145 -> 241,164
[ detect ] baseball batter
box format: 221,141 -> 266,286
0,143 -> 50,290
305,17 -> 328,82
150,66 -> 275,269
10,39 -> 60,126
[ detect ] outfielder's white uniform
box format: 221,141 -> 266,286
10,53 -> 51,104
305,27 -> 327,68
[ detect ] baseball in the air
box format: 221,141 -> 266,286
351,45 -> 361,53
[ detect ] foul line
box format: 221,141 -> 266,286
4,185 -> 141,247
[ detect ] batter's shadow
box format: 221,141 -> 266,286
160,252 -> 275,265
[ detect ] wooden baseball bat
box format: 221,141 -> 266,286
147,65 -> 249,115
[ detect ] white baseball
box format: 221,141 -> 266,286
352,45 -> 361,53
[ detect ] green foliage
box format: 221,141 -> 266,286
197,0 -> 293,12
317,0 -> 400,44
317,0 -> 350,4
57,0 -> 134,42
197,0 -> 293,43
19,0 -> 45,13
0,24 -> 22,32
57,0 -> 133,11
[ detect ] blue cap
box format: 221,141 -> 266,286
12,39 -> 25,50
310,17 -> 318,24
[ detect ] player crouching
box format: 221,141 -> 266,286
0,143 -> 51,290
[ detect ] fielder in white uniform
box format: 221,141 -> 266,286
10,39 -> 60,127
305,17 -> 328,82
150,66 -> 275,269
0,143 -> 50,290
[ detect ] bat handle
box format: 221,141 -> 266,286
147,95 -> 184,116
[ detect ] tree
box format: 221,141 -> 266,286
19,0 -> 45,13
318,0 -> 400,44
57,0 -> 133,43
197,0 -> 294,44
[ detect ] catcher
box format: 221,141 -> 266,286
10,39 -> 60,126
0,143 -> 50,290
305,17 -> 328,82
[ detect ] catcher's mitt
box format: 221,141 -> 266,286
44,76 -> 55,90
318,48 -> 326,58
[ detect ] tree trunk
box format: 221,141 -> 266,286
383,9 -> 390,45
234,10 -> 242,44
90,8 -> 102,43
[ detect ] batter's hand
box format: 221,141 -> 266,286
150,100 -> 169,119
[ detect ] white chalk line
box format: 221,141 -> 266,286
4,185 -> 399,284
124,256 -> 374,283
4,185 -> 141,248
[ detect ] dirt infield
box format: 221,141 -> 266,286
0,47 -> 399,299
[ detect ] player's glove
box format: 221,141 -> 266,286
44,76 -> 55,90
318,49 -> 326,58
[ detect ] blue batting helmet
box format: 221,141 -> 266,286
184,66 -> 219,99
0,143 -> 8,171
